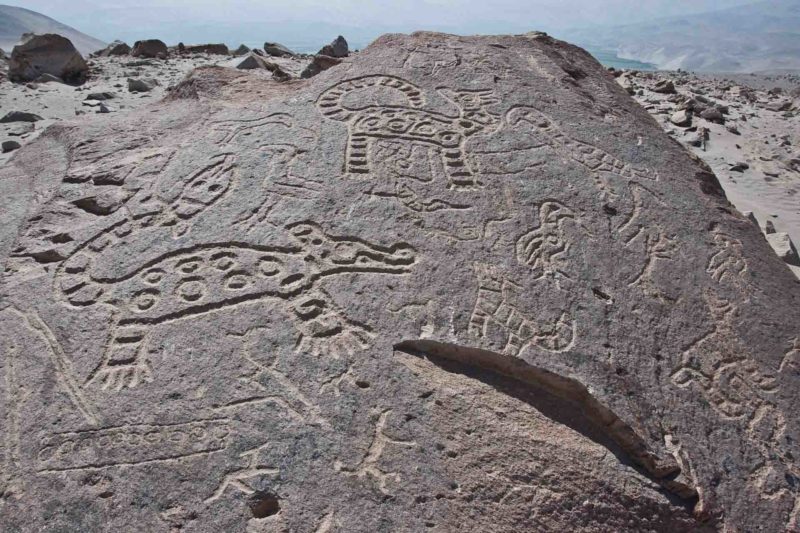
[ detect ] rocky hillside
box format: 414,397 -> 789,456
0,5 -> 105,55
562,0 -> 800,72
1,31 -> 799,532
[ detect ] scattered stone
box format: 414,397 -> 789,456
767,232 -> 800,266
235,53 -> 277,70
95,40 -> 131,57
700,107 -> 725,124
729,162 -> 750,172
0,111 -> 43,123
617,74 -> 636,95
318,35 -> 348,58
725,124 -> 741,135
85,92 -> 115,101
765,99 -> 792,112
232,44 -> 250,56
652,79 -> 676,94
670,109 -> 692,127
263,42 -> 295,57
96,103 -> 111,113
127,78 -> 159,92
131,39 -> 168,59
300,54 -> 342,78
185,44 -> 229,55
9,33 -> 88,83
1,140 -> 21,152
764,220 -> 777,234
6,123 -> 34,136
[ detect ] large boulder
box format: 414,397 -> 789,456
318,35 -> 348,57
0,32 -> 799,533
185,44 -> 230,55
8,33 -> 88,83
131,39 -> 168,59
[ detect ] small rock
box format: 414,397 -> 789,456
0,111 -> 43,123
264,42 -> 295,57
764,220 -> 776,234
729,162 -> 749,172
766,100 -> 792,112
300,55 -> 342,79
700,107 -> 725,124
85,92 -> 115,101
670,109 -> 692,127
318,35 -> 348,58
652,79 -> 676,94
7,123 -> 34,136
236,53 -> 278,70
725,124 -> 741,135
185,44 -> 229,55
766,232 -> 800,266
97,103 -> 111,114
2,140 -> 21,153
128,78 -> 159,92
95,40 -> 131,57
131,39 -> 168,59
232,44 -> 250,56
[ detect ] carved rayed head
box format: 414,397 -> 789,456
286,222 -> 417,275
438,88 -> 501,131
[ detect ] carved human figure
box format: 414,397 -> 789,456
317,75 -> 500,189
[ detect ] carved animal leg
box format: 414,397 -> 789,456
442,147 -> 480,190
293,295 -> 374,358
345,133 -> 371,178
87,324 -> 154,391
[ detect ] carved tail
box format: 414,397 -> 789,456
316,75 -> 425,122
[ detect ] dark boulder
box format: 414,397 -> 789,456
9,33 -> 88,83
131,39 -> 168,59
264,42 -> 295,57
318,35 -> 348,58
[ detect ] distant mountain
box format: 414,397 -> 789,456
0,5 -> 106,56
558,0 -> 800,72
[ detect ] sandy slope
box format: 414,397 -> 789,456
622,69 -> 800,276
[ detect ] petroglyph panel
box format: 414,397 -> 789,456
0,31 -> 797,532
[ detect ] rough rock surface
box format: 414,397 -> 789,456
8,33 -> 88,83
0,31 -> 799,532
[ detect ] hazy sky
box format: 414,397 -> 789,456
6,0 -> 759,50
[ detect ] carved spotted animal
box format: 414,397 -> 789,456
317,75 -> 500,189
55,222 -> 416,391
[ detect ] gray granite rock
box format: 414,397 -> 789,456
0,31 -> 798,532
